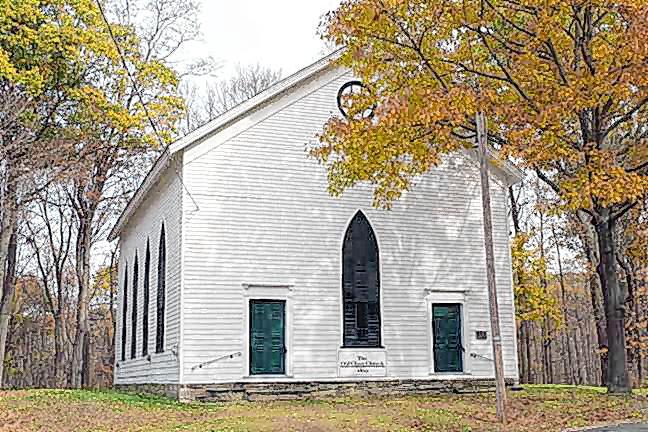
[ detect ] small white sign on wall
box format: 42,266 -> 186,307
338,350 -> 387,377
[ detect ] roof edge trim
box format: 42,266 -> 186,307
108,49 -> 344,242
108,149 -> 171,242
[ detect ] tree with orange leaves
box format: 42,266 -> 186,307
312,0 -> 647,393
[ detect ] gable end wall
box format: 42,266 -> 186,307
178,69 -> 519,384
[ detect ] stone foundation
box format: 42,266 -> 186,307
114,383 -> 182,400
116,378 -> 516,403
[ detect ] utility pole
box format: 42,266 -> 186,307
476,111 -> 508,424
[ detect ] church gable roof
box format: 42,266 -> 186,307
109,50 -> 343,241
109,49 -> 523,241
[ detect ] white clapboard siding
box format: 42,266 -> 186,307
179,69 -> 519,384
114,156 -> 183,384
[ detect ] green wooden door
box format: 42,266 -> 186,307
249,300 -> 285,375
432,304 -> 463,373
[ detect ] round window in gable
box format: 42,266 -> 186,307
337,81 -> 376,120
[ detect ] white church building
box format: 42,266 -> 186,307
109,51 -> 522,401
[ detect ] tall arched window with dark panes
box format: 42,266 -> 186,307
131,251 -> 139,359
342,211 -> 381,347
156,224 -> 166,353
142,240 -> 150,356
121,264 -> 128,362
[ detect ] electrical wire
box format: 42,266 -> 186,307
94,0 -> 200,212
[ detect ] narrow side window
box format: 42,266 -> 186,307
142,240 -> 151,356
156,224 -> 166,353
121,263 -> 128,362
131,251 -> 139,359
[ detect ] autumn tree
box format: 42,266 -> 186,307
23,187 -> 75,387
313,0 -> 647,393
512,235 -> 559,322
618,200 -> 648,385
0,0 -> 118,387
0,0 -> 207,388
87,256 -> 118,386
3,274 -> 53,388
65,0 -> 191,388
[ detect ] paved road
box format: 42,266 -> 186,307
584,424 -> 648,431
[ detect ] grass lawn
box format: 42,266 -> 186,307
0,385 -> 646,431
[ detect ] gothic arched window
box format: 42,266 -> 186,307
342,211 -> 381,347
156,223 -> 166,353
142,239 -> 150,356
131,251 -> 139,359
121,263 -> 128,362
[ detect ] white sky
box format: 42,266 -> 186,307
192,0 -> 342,78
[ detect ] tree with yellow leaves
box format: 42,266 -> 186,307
618,201 -> 647,384
511,234 -> 561,324
0,0 -> 192,388
312,0 -> 647,393
63,0 -> 190,388
0,0 -> 120,388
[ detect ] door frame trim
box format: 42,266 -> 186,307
425,290 -> 471,375
243,284 -> 293,377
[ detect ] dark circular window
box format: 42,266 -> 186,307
337,81 -> 375,120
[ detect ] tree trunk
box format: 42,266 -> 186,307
518,324 -> 527,383
579,225 -> 609,385
82,332 -> 91,388
553,225 -> 576,384
70,212 -> 93,388
542,322 -> 552,382
0,165 -> 18,387
525,321 -> 533,383
595,211 -> 630,393
573,322 -> 584,384
591,283 -> 608,385
0,192 -> 17,304
0,230 -> 18,388
538,210 -> 553,383
54,258 -> 69,387
619,256 -> 642,387
636,299 -> 644,386
53,311 -> 67,387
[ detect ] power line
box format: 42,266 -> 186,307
95,0 -> 161,145
94,0 -> 200,213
